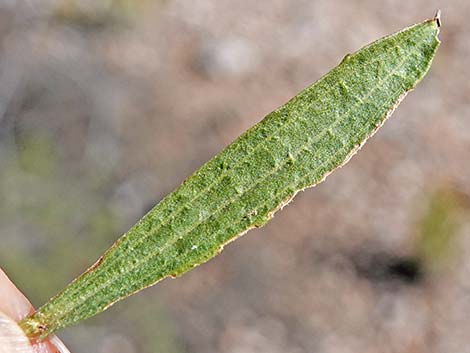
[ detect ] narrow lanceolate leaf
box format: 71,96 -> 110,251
20,15 -> 440,339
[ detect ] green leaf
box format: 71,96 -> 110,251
19,15 -> 440,340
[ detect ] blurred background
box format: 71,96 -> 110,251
0,1 -> 469,352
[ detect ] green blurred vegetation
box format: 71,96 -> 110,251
53,0 -> 155,27
415,187 -> 469,272
1,133 -> 116,300
0,134 -> 182,353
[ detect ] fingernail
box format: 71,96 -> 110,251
49,335 -> 72,353
0,310 -> 34,353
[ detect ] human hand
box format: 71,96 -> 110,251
0,268 -> 70,353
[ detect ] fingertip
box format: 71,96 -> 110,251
0,310 -> 35,353
0,268 -> 34,321
0,269 -> 70,352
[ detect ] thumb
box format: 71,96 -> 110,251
0,310 -> 34,353
0,269 -> 71,353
